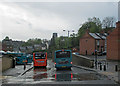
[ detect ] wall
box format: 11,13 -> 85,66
80,32 -> 95,55
72,54 -> 94,68
2,56 -> 13,72
107,28 -> 120,60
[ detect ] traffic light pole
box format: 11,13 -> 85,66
95,50 -> 97,69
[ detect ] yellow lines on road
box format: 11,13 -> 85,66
0,76 -> 12,79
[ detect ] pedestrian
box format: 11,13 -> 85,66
24,62 -> 26,70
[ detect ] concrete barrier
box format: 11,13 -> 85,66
72,54 -> 94,68
2,56 -> 13,72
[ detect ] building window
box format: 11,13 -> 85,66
97,40 -> 100,46
97,46 -> 99,52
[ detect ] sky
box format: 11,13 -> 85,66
0,0 -> 118,41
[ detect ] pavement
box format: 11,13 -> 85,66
1,63 -> 33,80
83,55 -> 120,84
1,63 -> 33,86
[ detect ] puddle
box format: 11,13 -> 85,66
32,68 -> 48,81
33,73 -> 47,81
53,73 -> 73,81
52,73 -> 102,81
72,73 -> 100,81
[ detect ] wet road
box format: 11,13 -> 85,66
2,60 -> 118,85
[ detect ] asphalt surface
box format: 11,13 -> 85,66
2,60 -> 119,86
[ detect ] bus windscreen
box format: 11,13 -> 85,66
56,51 -> 70,58
35,53 -> 46,59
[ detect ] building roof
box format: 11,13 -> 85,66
20,47 -> 26,50
95,33 -> 107,40
26,46 -> 33,49
89,33 -> 108,40
89,33 -> 101,39
33,44 -> 41,47
104,33 -> 108,37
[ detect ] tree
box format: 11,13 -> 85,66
88,17 -> 101,27
102,17 -> 116,28
70,33 -> 79,49
22,38 -> 42,47
78,17 -> 102,38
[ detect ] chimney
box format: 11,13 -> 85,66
116,21 -> 120,28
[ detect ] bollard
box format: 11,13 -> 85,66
100,64 -> 102,70
98,61 -> 100,67
115,65 -> 118,72
104,65 -> 106,71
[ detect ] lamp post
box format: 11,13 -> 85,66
63,30 -> 75,49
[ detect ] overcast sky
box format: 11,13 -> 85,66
0,1 -> 118,41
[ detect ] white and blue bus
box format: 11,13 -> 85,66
54,50 -> 72,70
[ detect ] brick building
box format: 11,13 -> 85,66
2,37 -> 13,52
12,41 -> 24,52
79,31 -> 107,55
19,47 -> 26,53
107,21 -> 120,60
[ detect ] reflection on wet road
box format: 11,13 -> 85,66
33,68 -> 48,81
3,60 -> 109,84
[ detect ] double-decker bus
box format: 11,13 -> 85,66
54,50 -> 72,69
33,52 -> 47,67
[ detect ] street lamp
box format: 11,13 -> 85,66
63,30 -> 75,49
63,30 -> 75,37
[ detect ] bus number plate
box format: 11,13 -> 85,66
62,66 -> 66,68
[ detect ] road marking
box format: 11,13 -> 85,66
100,72 -> 114,75
0,76 -> 12,79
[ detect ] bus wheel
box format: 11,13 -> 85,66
56,68 -> 59,71
69,67 -> 71,70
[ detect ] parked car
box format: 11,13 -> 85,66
72,52 -> 80,55
97,51 -> 102,56
102,51 -> 106,55
97,51 -> 106,56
